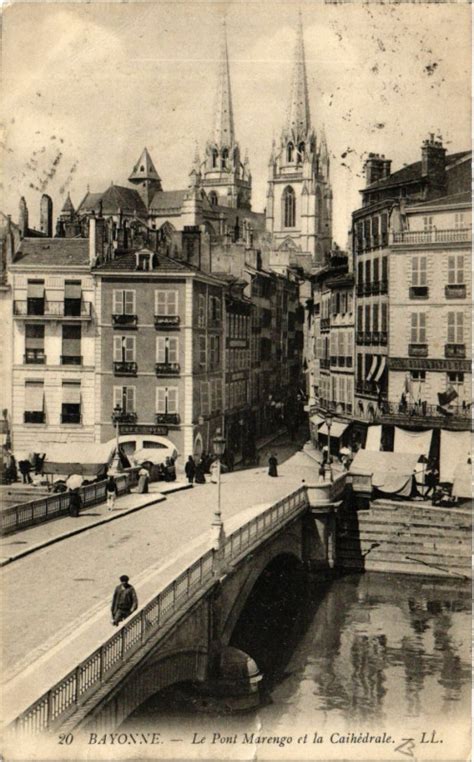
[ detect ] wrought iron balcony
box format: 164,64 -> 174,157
155,362 -> 180,376
380,401 -> 471,429
112,313 -> 138,328
408,343 -> 428,357
445,343 -> 466,358
371,331 -> 381,344
380,331 -> 388,345
445,284 -> 466,299
112,411 -> 137,424
113,361 -> 138,376
24,350 -> 46,364
14,300 -> 92,320
409,286 -> 429,299
154,315 -> 180,329
155,412 -> 180,426
24,411 -> 45,424
61,355 -> 82,366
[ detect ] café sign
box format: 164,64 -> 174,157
119,424 -> 169,436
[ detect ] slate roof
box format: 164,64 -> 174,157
77,185 -> 147,215
61,193 -> 75,213
93,249 -> 197,273
149,190 -> 187,211
129,148 -> 161,183
410,191 -> 471,209
365,150 -> 471,192
12,238 -> 89,267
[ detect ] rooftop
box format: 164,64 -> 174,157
12,238 -> 89,267
365,150 -> 471,193
149,190 -> 187,212
77,185 -> 147,216
409,190 -> 471,210
93,249 -> 197,274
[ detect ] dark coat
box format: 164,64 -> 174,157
195,462 -> 206,484
185,459 -> 196,479
69,490 -> 82,517
106,476 -> 118,494
111,583 -> 138,618
268,456 -> 278,477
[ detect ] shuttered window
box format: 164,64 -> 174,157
155,290 -> 178,316
410,313 -> 426,343
156,387 -> 178,414
25,382 -> 44,412
447,312 -> 463,343
113,336 -> 136,362
113,290 -> 135,315
113,386 -> 136,413
156,337 -> 178,363
412,256 -> 427,286
448,255 -> 464,285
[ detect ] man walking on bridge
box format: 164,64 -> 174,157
111,575 -> 138,626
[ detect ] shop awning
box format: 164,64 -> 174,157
62,383 -> 81,404
318,420 -> 349,438
365,425 -> 382,451
25,382 -> 44,412
27,281 -> 45,298
394,427 -> 432,458
64,281 -> 82,299
351,450 -> 420,497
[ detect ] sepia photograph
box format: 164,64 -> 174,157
0,0 -> 471,760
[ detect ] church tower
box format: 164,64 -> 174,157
200,20 -> 252,210
265,14 -> 332,264
128,147 -> 162,207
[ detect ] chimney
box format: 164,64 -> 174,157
19,196 -> 29,238
421,134 -> 446,191
364,153 -> 391,187
40,194 -> 53,237
89,216 -> 97,266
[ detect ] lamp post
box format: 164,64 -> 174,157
211,428 -> 226,556
111,404 -> 123,474
325,413 -> 333,482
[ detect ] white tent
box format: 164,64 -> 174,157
41,442 -> 116,476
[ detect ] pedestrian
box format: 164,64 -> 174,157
19,459 -> 33,484
68,487 -> 82,517
225,449 -> 234,473
137,465 -> 149,494
268,453 -> 278,477
185,455 -> 196,484
111,574 -> 138,626
210,459 -> 219,484
166,457 -> 177,482
106,473 -> 118,511
195,458 -> 206,484
424,462 -> 439,499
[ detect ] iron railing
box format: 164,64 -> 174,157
11,486 -> 308,735
154,315 -> 180,329
0,468 -> 139,537
13,301 -> 92,319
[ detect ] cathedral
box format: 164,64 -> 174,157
21,15 -> 333,268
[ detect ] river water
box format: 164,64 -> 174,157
125,572 -> 471,757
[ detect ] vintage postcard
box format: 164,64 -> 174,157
0,0 -> 471,760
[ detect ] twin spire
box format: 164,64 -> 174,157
285,12 -> 312,141
211,19 -> 235,149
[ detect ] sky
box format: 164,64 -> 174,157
1,0 -> 471,245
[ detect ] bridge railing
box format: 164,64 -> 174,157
1,468 -> 140,536
11,485 -> 307,736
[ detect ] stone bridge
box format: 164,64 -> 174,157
9,476 -> 346,737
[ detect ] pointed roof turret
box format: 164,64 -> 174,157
61,192 -> 75,215
211,19 -> 235,148
285,11 -> 311,141
128,147 -> 161,184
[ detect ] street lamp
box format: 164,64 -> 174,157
325,413 -> 333,482
111,404 -> 123,474
211,428 -> 226,554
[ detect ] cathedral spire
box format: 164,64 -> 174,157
285,11 -> 311,141
212,19 -> 235,148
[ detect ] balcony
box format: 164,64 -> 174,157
392,228 -> 471,245
61,355 -> 82,366
380,279 -> 388,294
356,331 -> 364,345
380,331 -> 388,345
112,313 -> 137,328
24,350 -> 46,364
371,331 -> 381,344
24,411 -> 45,424
409,286 -> 429,299
154,315 -> 180,329
355,380 -> 379,397
155,362 -> 180,376
320,358 -> 330,369
112,411 -> 137,424
113,361 -> 138,376
330,356 -> 337,367
61,412 -> 82,425
445,284 -> 466,299
155,412 -> 180,426
14,300 -> 92,320
408,343 -> 428,357
363,283 -> 372,296
380,401 -> 471,430
445,343 -> 465,359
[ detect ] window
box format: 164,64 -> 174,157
209,191 -> 218,206
410,371 -> 426,383
113,386 -> 136,413
454,213 -> 465,230
113,289 -> 135,315
365,305 -> 371,333
200,381 -> 210,416
62,325 -> 82,365
447,372 -> 465,401
448,255 -> 464,285
155,290 -> 178,316
381,303 -> 388,332
411,256 -> 427,286
447,312 -> 463,343
24,381 -> 44,423
114,335 -> 136,362
211,148 -> 218,168
372,303 -> 379,332
198,294 -> 206,327
221,148 -> 229,169
64,281 -> 82,316
209,335 -> 220,369
410,313 -> 426,343
287,143 -> 294,163
27,280 -> 45,315
199,335 -> 207,367
423,216 -> 433,231
365,260 -> 371,284
156,336 -> 178,364
25,324 -> 45,363
373,258 -> 379,283
61,382 -> 81,424
357,306 -> 363,333
156,386 -> 178,414
209,296 -> 221,323
283,186 -> 296,228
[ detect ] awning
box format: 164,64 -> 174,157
440,430 -> 471,483
25,383 -> 44,412
366,356 -> 378,381
394,427 -> 432,458
62,383 -> 81,404
42,442 -> 116,476
64,281 -> 82,299
350,450 -> 420,497
318,420 -> 349,438
374,355 -> 386,382
365,425 -> 382,451
27,281 -> 45,298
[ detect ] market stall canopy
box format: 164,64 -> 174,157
440,429 -> 471,483
350,450 -> 420,498
318,420 -> 348,438
365,425 -> 382,452
41,442 -> 116,476
452,461 -> 471,499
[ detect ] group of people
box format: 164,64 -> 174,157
184,453 -> 213,484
